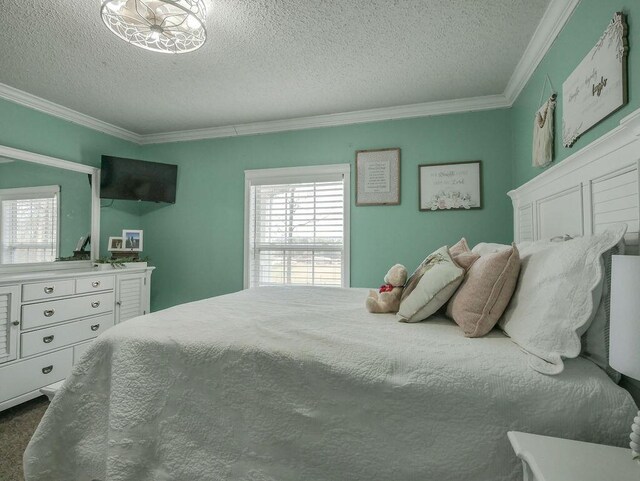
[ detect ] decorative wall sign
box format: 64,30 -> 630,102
355,148 -> 400,206
419,161 -> 482,211
562,12 -> 628,148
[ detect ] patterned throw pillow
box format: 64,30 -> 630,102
397,246 -> 465,323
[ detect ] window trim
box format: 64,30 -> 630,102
0,185 -> 61,265
244,164 -> 350,289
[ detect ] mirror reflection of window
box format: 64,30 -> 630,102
0,186 -> 59,264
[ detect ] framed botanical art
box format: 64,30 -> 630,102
355,148 -> 400,206
419,161 -> 482,211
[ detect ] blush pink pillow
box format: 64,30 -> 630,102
449,238 -> 480,271
446,244 -> 520,337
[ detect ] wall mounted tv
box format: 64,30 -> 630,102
100,156 -> 177,203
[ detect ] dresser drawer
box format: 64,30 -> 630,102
0,349 -> 72,403
20,313 -> 114,358
22,292 -> 114,330
22,279 -> 75,302
76,275 -> 115,294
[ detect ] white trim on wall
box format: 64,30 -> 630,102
0,83 -> 141,143
140,95 -> 511,144
0,0 -> 580,144
503,0 -> 581,103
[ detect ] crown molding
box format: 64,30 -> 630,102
0,1 -> 578,145
139,94 -> 511,144
0,82 -> 142,143
503,0 -> 580,104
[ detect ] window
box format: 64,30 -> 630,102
244,164 -> 350,288
0,186 -> 59,264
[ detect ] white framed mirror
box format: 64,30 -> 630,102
0,145 -> 100,272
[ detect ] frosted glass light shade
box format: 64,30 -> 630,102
610,255 -> 640,381
101,0 -> 207,54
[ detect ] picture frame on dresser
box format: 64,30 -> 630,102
108,236 -> 124,251
122,229 -> 143,252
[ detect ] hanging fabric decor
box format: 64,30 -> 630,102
532,74 -> 557,168
532,95 -> 556,168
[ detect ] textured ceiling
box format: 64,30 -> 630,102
0,0 -> 550,135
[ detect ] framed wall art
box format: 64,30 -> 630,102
355,148 -> 400,206
562,12 -> 628,147
419,161 -> 482,211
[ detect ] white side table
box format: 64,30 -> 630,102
508,431 -> 638,481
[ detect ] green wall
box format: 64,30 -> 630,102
512,0 -> 639,187
140,110 -> 514,311
0,98 -> 143,255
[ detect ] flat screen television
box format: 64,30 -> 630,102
100,156 -> 177,203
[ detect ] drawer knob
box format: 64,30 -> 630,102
12,320 -> 19,326
44,286 -> 54,294
43,335 -> 54,344
92,281 -> 100,288
90,323 -> 100,331
44,309 -> 55,317
91,301 -> 100,308
42,365 -> 53,374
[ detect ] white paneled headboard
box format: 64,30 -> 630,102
508,108 -> 640,253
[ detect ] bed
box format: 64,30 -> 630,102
24,111 -> 640,480
22,286 -> 636,481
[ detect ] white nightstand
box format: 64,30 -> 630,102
508,431 -> 638,481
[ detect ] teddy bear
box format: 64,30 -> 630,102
365,264 -> 408,313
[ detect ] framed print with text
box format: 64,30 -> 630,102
355,148 -> 400,206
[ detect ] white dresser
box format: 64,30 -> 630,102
0,267 -> 153,411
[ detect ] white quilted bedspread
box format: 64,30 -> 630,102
24,287 -> 637,481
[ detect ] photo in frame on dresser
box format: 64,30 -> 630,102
122,229 -> 143,252
107,236 -> 124,251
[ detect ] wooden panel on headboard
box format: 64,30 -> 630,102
591,165 -> 639,251
536,186 -> 583,240
517,204 -> 533,242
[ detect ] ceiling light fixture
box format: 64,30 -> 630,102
100,0 -> 207,54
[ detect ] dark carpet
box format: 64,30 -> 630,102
0,396 -> 49,481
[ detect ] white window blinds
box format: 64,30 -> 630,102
0,186 -> 59,264
245,165 -> 350,288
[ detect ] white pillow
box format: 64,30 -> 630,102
499,224 -> 627,375
397,246 -> 464,323
471,242 -> 512,256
